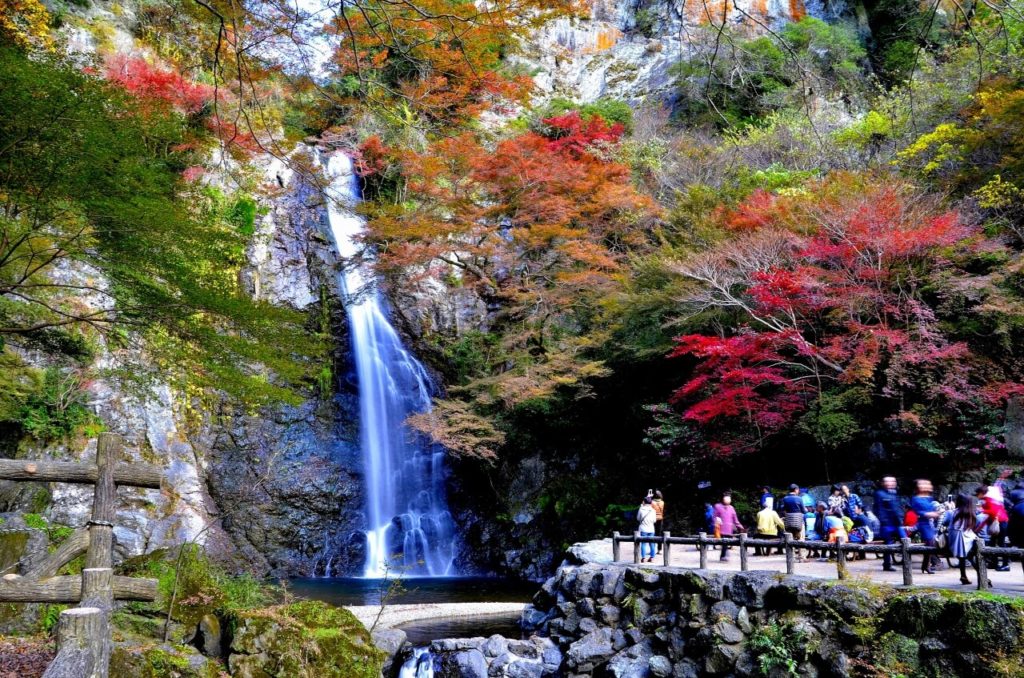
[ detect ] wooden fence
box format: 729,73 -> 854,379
612,530 -> 1024,592
0,433 -> 164,678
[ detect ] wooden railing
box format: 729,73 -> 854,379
0,433 -> 164,678
612,530 -> 1024,592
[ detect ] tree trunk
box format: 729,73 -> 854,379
42,607 -> 106,678
0,574 -> 157,602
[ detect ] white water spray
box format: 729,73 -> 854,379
398,647 -> 435,678
323,152 -> 456,578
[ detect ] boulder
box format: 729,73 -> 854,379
704,643 -> 742,674
437,649 -> 488,678
194,614 -> 222,658
566,628 -> 616,672
606,641 -> 654,678
712,621 -> 745,644
709,600 -> 739,622
506,661 -> 544,678
649,655 -> 672,678
483,634 -> 508,658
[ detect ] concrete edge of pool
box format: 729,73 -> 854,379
347,602 -> 529,632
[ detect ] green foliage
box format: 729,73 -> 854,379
18,367 -> 99,442
673,18 -> 866,127
229,195 -> 259,236
747,621 -> 807,676
39,604 -> 67,635
540,97 -> 634,132
0,46 -> 324,408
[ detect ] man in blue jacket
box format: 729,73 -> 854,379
874,476 -> 904,572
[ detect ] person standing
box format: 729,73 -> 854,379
652,490 -> 666,554
755,498 -> 785,555
976,485 -> 1011,571
637,496 -> 657,563
714,492 -> 744,562
759,486 -> 773,509
949,494 -> 979,585
781,484 -> 806,561
909,479 -> 940,574
1009,488 -> 1024,547
874,476 -> 904,572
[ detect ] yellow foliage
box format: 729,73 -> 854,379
0,0 -> 51,49
974,175 -> 1024,210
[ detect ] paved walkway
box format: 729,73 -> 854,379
591,538 -> 1024,596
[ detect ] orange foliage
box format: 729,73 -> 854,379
329,0 -> 578,126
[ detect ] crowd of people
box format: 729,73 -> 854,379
636,472 -> 1024,583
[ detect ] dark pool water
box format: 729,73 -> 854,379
288,576 -> 539,607
397,612 -> 525,645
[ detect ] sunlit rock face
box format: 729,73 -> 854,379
526,0 -> 830,104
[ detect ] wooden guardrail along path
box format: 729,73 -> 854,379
612,530 -> 1024,592
0,433 -> 165,678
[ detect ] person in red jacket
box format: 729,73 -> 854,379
976,485 -> 1011,571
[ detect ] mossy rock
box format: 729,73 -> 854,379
110,642 -> 221,678
112,610 -> 190,644
227,600 -> 384,678
880,593 -> 947,639
945,597 -> 1024,651
872,631 -> 920,674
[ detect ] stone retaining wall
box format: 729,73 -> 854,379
519,551 -> 1024,677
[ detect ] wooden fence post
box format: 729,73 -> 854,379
633,531 -> 641,564
977,542 -> 989,591
738,534 -> 748,572
85,434 -> 118,570
698,532 -> 708,569
835,539 -> 846,580
662,531 -> 671,568
43,608 -> 106,678
612,532 -> 621,562
900,538 -> 913,586
783,533 -> 794,574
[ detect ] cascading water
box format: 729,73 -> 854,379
398,648 -> 434,678
323,152 -> 456,578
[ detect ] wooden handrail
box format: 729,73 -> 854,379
612,531 -> 1022,591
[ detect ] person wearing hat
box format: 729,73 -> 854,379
781,484 -> 806,561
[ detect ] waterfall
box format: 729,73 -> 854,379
323,152 -> 456,578
398,648 -> 434,678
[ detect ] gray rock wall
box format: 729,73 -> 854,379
518,547 -> 1024,677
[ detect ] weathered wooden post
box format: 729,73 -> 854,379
662,531 -> 671,567
900,538 -> 913,586
698,532 -> 708,569
977,542 -> 989,591
633,531 -> 641,564
835,539 -> 846,580
738,534 -> 748,572
612,532 -> 621,562
783,533 -> 795,574
85,435 -> 117,570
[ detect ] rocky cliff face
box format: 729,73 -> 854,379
523,0 -> 838,105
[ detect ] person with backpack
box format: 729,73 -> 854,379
636,496 -> 657,563
652,490 -> 666,554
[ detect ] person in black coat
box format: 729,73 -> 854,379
874,476 -> 904,572
1008,487 -> 1024,548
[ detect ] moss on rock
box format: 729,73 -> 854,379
110,642 -> 221,678
228,600 -> 384,678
